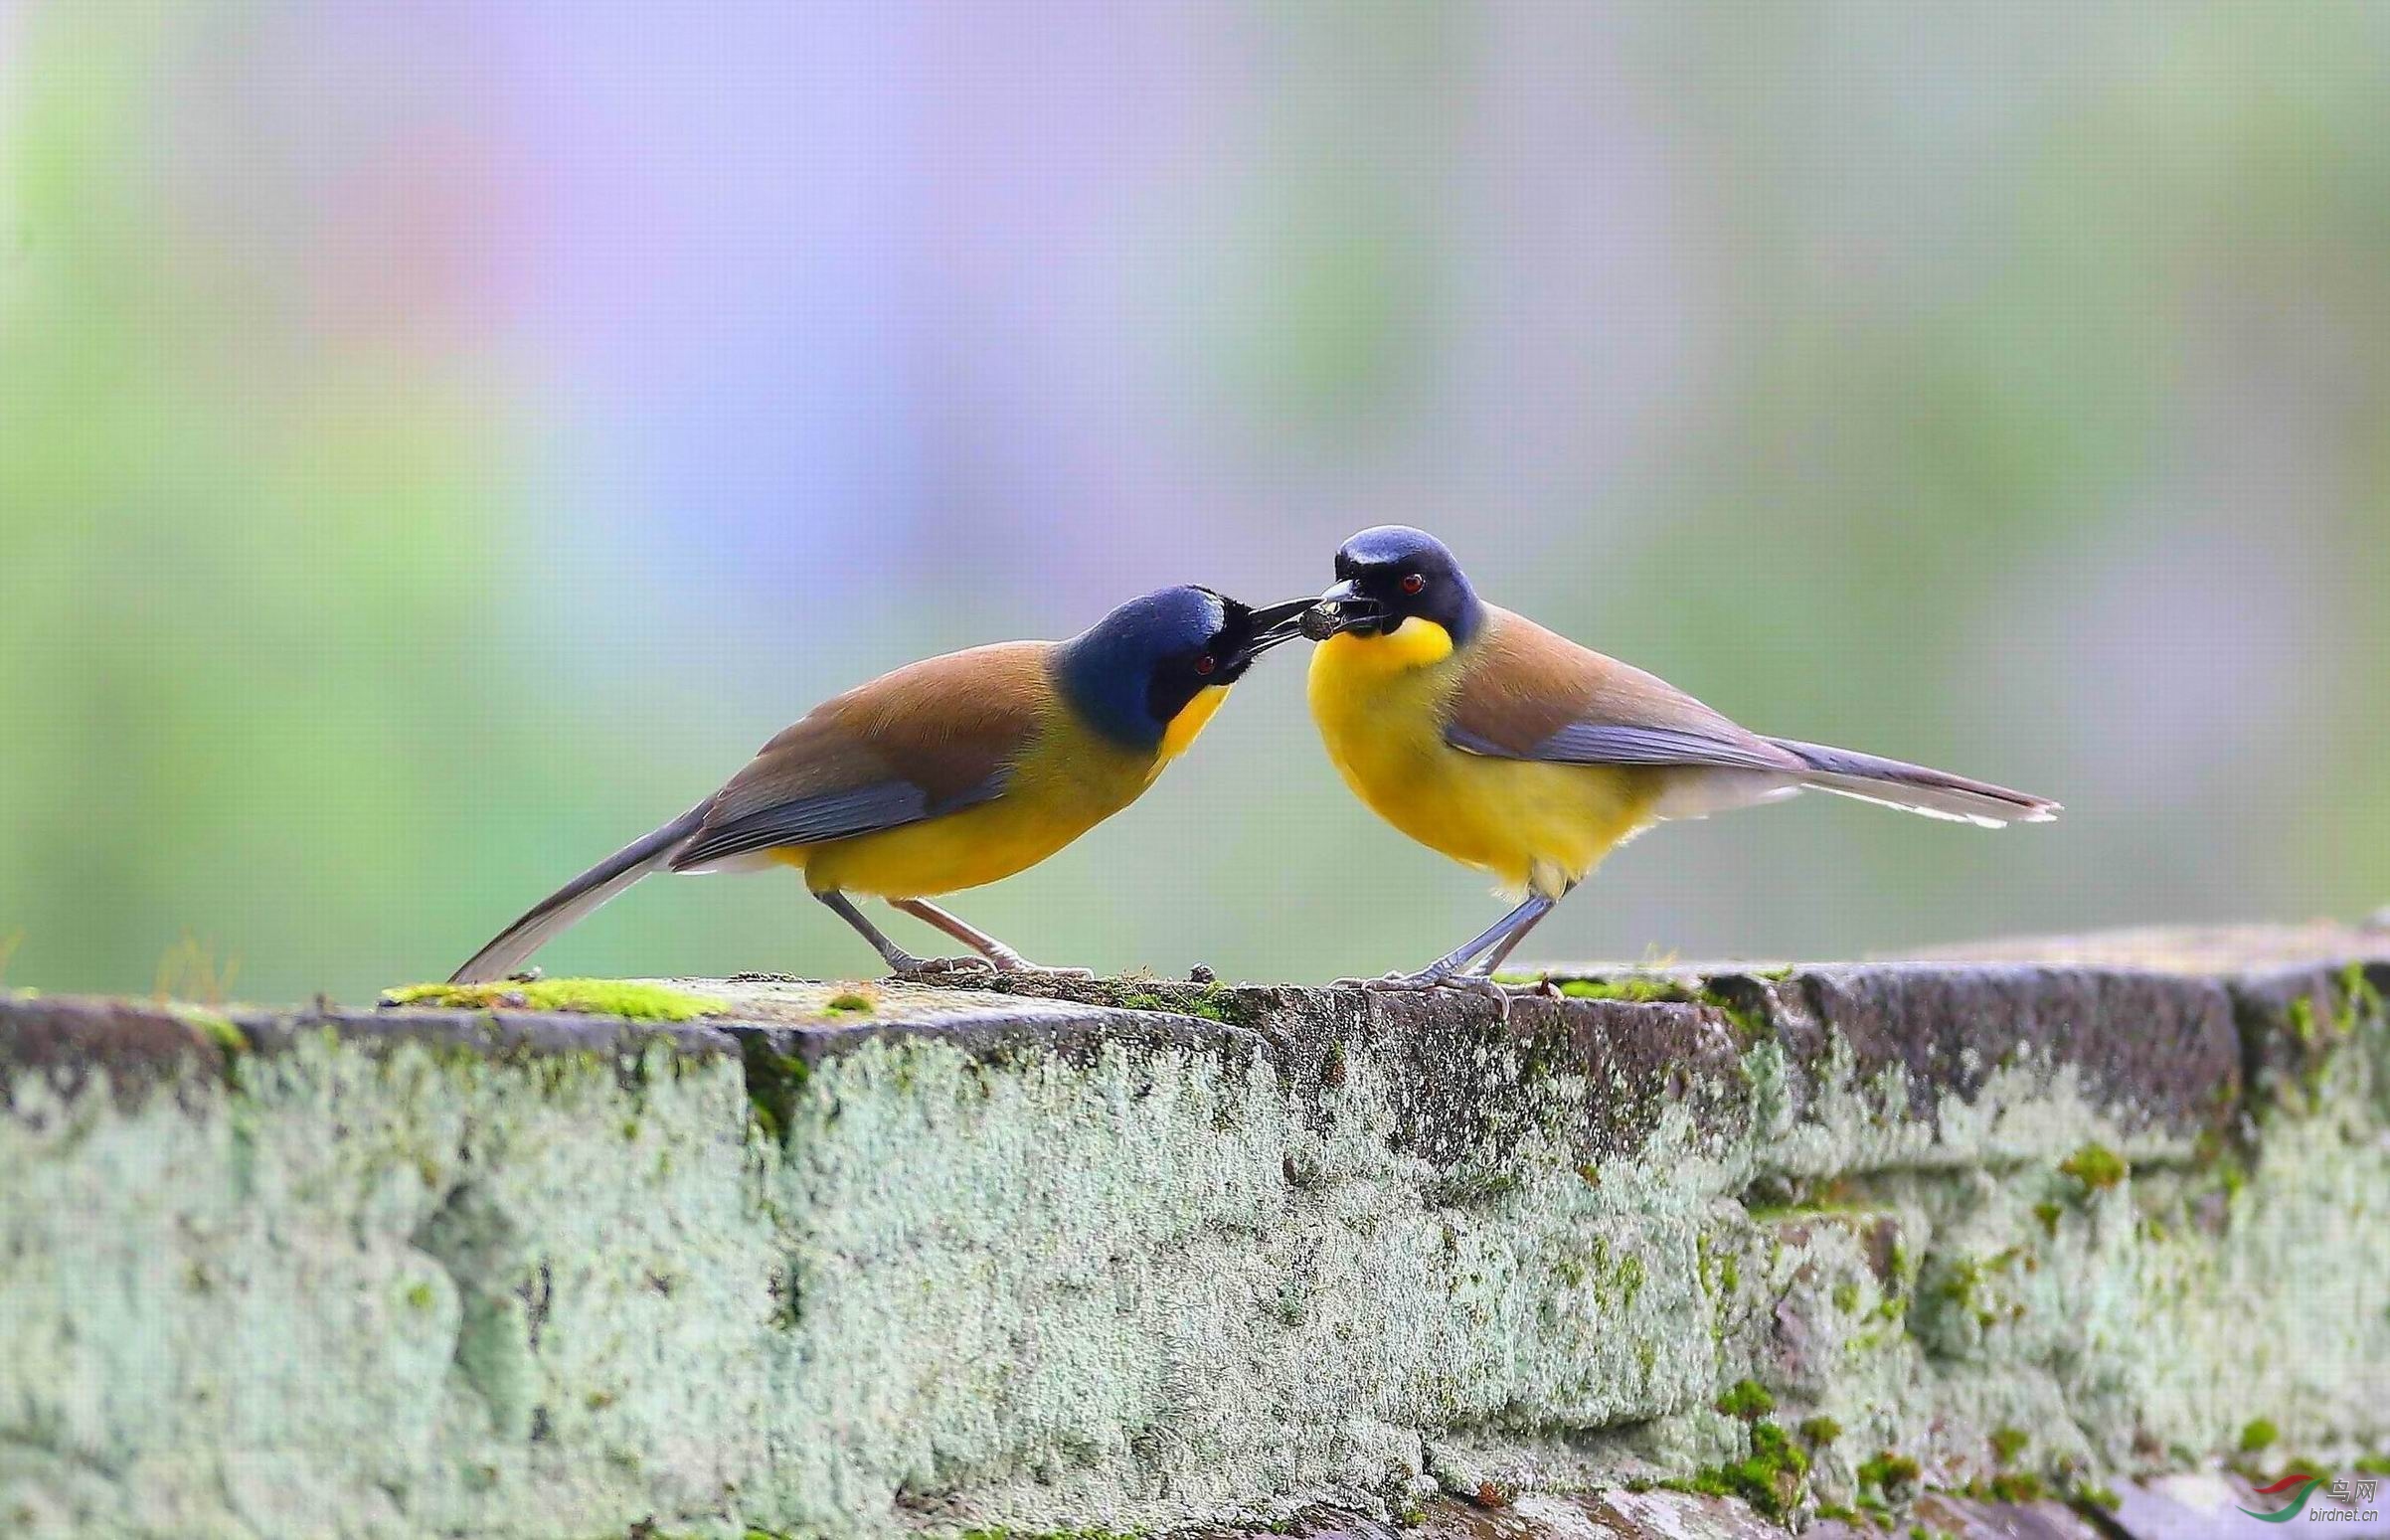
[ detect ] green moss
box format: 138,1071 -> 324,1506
1559,976 -> 1689,1003
740,1039 -> 813,1147
1422,1165 -> 1518,1207
1747,1199 -> 1853,1227
2033,1201 -> 2063,1236
2075,1485 -> 2122,1511
2352,1455 -> 2390,1476
1717,1378 -> 1776,1419
169,1003 -> 248,1054
1800,1416 -> 1843,1446
823,990 -> 875,1015
1550,974 -> 1769,1035
2288,993 -> 2321,1046
1859,1451 -> 1922,1493
1063,976 -> 1251,1026
1990,1427 -> 2029,1466
380,978 -> 728,1022
2240,1418 -> 2279,1454
2287,990 -> 2340,1097
1985,1472 -> 2045,1502
1694,1233 -> 1744,1304
2059,1142 -> 2128,1195
1698,985 -> 1771,1041
1934,1255 -> 2004,1327
1173,991 -> 1240,1025
1669,1419 -> 1810,1520
2342,962 -> 2383,1025
1616,1253 -> 1646,1306
1694,1233 -> 1745,1301
1833,1281 -> 1862,1313
2214,1151 -> 2249,1201
403,1282 -> 435,1312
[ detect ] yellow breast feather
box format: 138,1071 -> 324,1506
1308,621 -> 1659,899
1159,682 -> 1231,762
785,711 -> 1157,899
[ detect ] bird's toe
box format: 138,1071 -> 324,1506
895,955 -> 998,980
1001,962 -> 1097,980
1334,970 -> 1442,991
1439,973 -> 1516,1020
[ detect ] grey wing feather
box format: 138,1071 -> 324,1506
1449,721 -> 1796,771
1766,738 -> 2058,826
669,772 -> 1004,870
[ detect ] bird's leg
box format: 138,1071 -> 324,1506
813,890 -> 990,978
1464,881 -> 1573,986
891,899 -> 1094,979
890,898 -> 1019,964
1339,894 -> 1557,992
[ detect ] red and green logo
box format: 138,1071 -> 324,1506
2239,1472 -> 2325,1522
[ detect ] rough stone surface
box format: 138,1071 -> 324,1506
1,925 -> 2387,1540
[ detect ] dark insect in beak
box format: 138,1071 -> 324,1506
1299,579 -> 1383,639
1242,598 -> 1318,657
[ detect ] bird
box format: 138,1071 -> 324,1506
1295,526 -> 2059,989
449,587 -> 1313,984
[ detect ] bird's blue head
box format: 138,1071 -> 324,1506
1299,525 -> 1483,646
1053,585 -> 1313,756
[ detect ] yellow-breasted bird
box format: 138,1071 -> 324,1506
1297,526 -> 2059,987
451,587 -> 1313,983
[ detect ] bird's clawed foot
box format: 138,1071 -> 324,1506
890,954 -> 999,980
891,953 -> 1097,983
1333,967 -> 1520,1018
1333,968 -> 1439,991
1334,968 -> 1503,998
992,958 -> 1098,980
977,943 -> 1094,979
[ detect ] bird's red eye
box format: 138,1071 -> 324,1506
1195,654 -> 1216,676
1401,572 -> 1426,595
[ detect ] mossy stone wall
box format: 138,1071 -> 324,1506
2,929 -> 2386,1539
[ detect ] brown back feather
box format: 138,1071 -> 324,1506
1449,606 -> 1793,765
692,641 -> 1056,849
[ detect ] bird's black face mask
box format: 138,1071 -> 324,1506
1140,594 -> 1316,727
1301,528 -> 1480,644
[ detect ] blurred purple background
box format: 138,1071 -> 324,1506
4,0 -> 2386,999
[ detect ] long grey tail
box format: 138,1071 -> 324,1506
448,803 -> 710,983
1766,738 -> 2059,829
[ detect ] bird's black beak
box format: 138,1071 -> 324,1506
1242,598 -> 1318,657
1299,578 -> 1383,639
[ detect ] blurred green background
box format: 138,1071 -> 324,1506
4,0 -> 2387,1002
